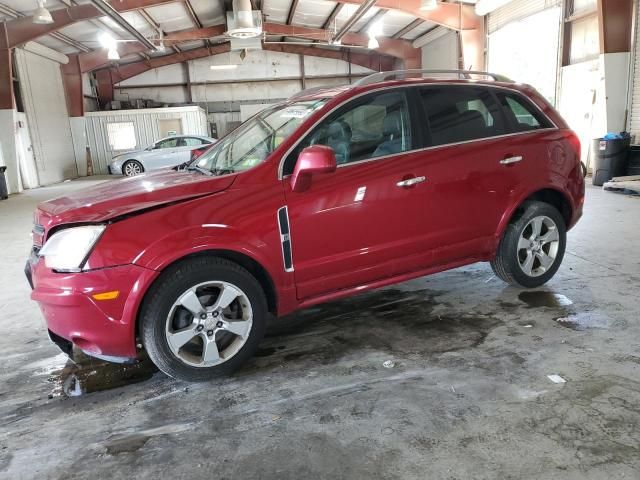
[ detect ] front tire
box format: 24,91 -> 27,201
140,257 -> 268,382
491,201 -> 566,288
123,160 -> 144,177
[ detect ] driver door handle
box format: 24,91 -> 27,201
500,155 -> 523,165
397,176 -> 427,188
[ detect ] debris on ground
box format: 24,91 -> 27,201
603,175 -> 640,196
546,374 -> 567,384
383,360 -> 395,369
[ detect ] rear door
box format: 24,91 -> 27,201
283,88 -> 432,300
413,85 -> 521,262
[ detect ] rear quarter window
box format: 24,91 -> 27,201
497,92 -> 553,132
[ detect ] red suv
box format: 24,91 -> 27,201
26,71 -> 584,381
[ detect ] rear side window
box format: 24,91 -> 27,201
420,86 -> 506,146
497,92 -> 553,132
183,137 -> 205,146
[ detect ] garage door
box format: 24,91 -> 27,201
14,48 -> 78,186
628,0 -> 640,138
487,0 -> 562,105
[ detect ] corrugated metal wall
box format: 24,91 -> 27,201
85,106 -> 208,174
628,0 -> 640,137
14,48 -> 78,186
488,0 -> 562,33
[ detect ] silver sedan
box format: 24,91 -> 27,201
108,135 -> 217,176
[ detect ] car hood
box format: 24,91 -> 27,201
36,170 -> 237,227
112,149 -> 144,160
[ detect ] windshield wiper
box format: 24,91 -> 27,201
186,165 -> 214,176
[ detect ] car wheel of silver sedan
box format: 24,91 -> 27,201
123,160 -> 144,177
140,257 -> 268,381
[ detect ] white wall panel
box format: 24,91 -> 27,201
119,63 -> 187,86
421,30 -> 459,70
14,48 -> 77,186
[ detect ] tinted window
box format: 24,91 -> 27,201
421,86 -> 506,146
284,91 -> 412,175
497,93 -> 552,132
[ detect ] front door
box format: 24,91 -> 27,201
282,89 -> 430,300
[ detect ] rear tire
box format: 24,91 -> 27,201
123,160 -> 144,177
491,201 -> 566,288
140,257 -> 267,382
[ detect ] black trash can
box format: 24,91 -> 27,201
0,166 -> 8,200
628,145 -> 640,176
591,137 -> 630,186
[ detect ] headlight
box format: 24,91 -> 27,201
39,225 -> 106,272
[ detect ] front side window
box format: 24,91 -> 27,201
421,86 -> 506,147
284,90 -> 413,175
196,99 -> 327,175
155,138 -> 179,149
497,93 -> 552,132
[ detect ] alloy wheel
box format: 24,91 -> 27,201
124,162 -> 142,176
165,281 -> 253,367
517,215 -> 560,278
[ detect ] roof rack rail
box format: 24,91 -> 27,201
353,69 -> 514,87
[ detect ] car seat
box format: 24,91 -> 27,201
373,110 -> 407,157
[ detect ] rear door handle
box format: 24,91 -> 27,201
500,156 -> 523,165
396,176 -> 426,188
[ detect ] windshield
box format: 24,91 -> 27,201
195,99 -> 328,175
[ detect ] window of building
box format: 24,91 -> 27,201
106,122 -> 136,151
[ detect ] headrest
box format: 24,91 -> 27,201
328,121 -> 350,142
383,110 -> 403,138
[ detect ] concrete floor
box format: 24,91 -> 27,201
1,178 -> 639,479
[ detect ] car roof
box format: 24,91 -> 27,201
155,135 -> 215,142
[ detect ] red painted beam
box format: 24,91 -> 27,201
61,55 -> 84,117
336,0 -> 483,69
264,22 -> 420,68
164,25 -> 226,44
598,0 -> 634,54
110,43 -> 232,84
0,23 -> 14,110
6,0 -> 175,48
96,68 -> 115,106
336,0 -> 481,31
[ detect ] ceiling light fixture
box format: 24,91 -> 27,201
210,64 -> 239,70
99,33 -> 120,60
157,30 -> 166,52
419,0 -> 438,11
368,36 -> 379,49
33,0 -> 54,25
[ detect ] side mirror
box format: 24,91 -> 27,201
291,145 -> 337,193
